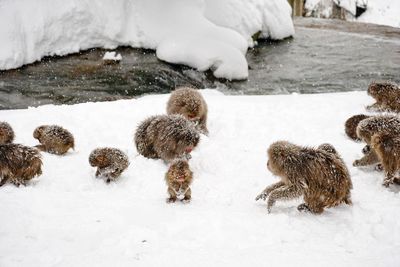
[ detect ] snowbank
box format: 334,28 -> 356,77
1,90 -> 399,266
304,0 -> 400,28
0,0 -> 294,80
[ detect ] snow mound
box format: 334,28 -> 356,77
0,0 -> 294,80
102,51 -> 122,61
1,90 -> 400,266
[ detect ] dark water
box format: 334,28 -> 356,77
0,18 -> 399,109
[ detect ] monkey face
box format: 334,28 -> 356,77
89,150 -> 108,168
368,82 -> 384,98
169,160 -> 191,183
33,126 -> 46,139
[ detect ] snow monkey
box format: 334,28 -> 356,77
255,141 -> 352,214
0,122 -> 15,144
353,115 -> 400,167
371,132 -> 400,187
166,87 -> 208,135
89,147 -> 129,183
33,125 -> 75,155
134,115 -> 200,162
0,144 -> 42,187
367,81 -> 400,112
165,159 -> 193,203
344,114 -> 370,141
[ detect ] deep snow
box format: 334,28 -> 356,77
0,0 -> 294,80
0,90 -> 399,266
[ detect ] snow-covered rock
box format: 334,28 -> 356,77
102,51 -> 122,62
0,90 -> 400,266
0,0 -> 294,80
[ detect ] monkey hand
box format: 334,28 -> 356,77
255,192 -> 267,201
362,145 -> 371,155
374,164 -> 383,172
297,203 -> 311,212
382,179 -> 394,187
353,160 -> 361,167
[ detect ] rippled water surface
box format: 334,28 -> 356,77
0,18 -> 399,109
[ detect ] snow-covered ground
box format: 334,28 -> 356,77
1,90 -> 399,266
305,0 -> 400,28
0,0 -> 294,80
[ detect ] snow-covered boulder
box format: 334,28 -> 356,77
0,0 -> 294,80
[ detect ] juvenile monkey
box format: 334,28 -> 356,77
134,115 -> 200,162
165,159 -> 193,203
353,115 -> 400,167
89,147 -> 129,183
344,114 -> 370,141
33,125 -> 75,155
0,122 -> 15,144
255,141 -> 352,214
167,87 -> 208,135
0,144 -> 42,187
367,81 -> 400,112
371,132 -> 400,187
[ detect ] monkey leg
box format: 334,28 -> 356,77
266,185 -> 302,213
182,188 -> 191,203
255,181 -> 285,201
34,144 -> 47,152
166,187 -> 177,203
353,150 -> 379,167
0,175 -> 10,186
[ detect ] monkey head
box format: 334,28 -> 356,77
33,125 -> 47,140
371,132 -> 394,154
169,159 -> 191,183
345,114 -> 370,141
89,148 -> 109,168
368,81 -> 397,101
267,141 -> 297,177
318,143 -> 337,155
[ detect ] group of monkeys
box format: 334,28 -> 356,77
0,81 -> 399,214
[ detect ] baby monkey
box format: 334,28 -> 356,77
165,159 -> 193,203
0,122 -> 15,144
89,147 -> 129,183
0,144 -> 42,187
256,141 -> 352,214
167,87 -> 209,135
33,125 -> 75,155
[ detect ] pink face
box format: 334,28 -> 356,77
185,146 -> 193,153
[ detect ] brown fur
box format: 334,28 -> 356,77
0,144 -> 42,187
371,132 -> 400,187
353,115 -> 400,167
134,115 -> 200,163
256,141 -> 352,214
367,81 -> 400,112
33,125 -> 75,155
165,159 -> 193,203
167,87 -> 208,135
344,114 -> 370,141
0,122 -> 15,144
89,147 -> 129,183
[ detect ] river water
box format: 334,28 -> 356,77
0,18 -> 399,109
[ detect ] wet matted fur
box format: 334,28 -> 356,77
33,125 -> 75,155
256,141 -> 352,214
0,144 -> 42,186
134,114 -> 200,162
